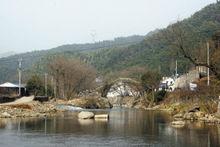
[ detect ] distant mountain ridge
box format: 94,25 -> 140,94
0,51 -> 16,58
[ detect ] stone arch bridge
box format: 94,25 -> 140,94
99,78 -> 142,106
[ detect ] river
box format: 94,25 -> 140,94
0,108 -> 219,147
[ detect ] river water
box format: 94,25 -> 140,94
0,108 -> 219,147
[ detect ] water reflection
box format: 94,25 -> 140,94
0,109 -> 219,147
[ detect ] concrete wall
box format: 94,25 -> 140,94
174,69 -> 200,89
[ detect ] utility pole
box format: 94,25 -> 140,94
50,75 -> 57,99
158,65 -> 161,73
45,73 -> 48,97
18,58 -> 22,96
207,42 -> 210,86
175,60 -> 178,79
51,76 -> 54,97
54,81 -> 57,99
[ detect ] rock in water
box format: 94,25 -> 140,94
94,114 -> 109,119
184,112 -> 195,120
171,121 -> 185,125
173,113 -> 184,118
171,121 -> 185,128
2,112 -> 11,118
78,111 -> 94,119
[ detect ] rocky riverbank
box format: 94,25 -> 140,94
0,96 -> 114,119
56,97 -> 112,109
172,109 -> 220,124
109,95 -> 220,125
0,101 -> 58,118
153,102 -> 220,125
1,95 -> 219,126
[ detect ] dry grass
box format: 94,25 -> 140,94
161,77 -> 220,114
9,104 -> 32,110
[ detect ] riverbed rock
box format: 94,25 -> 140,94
0,100 -> 59,118
188,105 -> 200,113
206,115 -> 217,123
183,112 -> 195,120
78,111 -> 94,119
173,113 -> 184,118
194,113 -> 220,123
171,121 -> 185,128
68,97 -> 112,109
194,111 -> 205,119
1,112 -> 11,118
94,114 -> 109,119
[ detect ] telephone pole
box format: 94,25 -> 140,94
175,60 -> 178,79
45,73 -> 48,96
207,42 -> 210,86
18,58 -> 22,96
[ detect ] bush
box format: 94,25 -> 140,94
155,90 -> 166,102
26,75 -> 53,96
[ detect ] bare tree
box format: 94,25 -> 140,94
164,21 -> 220,79
48,56 -> 96,99
141,70 -> 162,103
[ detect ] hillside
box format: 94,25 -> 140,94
0,2 -> 220,83
88,2 -> 220,75
0,35 -> 144,83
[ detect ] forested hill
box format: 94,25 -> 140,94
0,2 -> 220,83
88,2 -> 220,74
0,35 -> 145,83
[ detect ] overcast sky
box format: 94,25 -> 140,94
0,0 -> 216,53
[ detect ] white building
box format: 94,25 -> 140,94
159,77 -> 175,91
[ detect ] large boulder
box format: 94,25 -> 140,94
1,112 -> 11,118
78,111 -> 94,119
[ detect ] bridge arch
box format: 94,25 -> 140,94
100,78 -> 142,98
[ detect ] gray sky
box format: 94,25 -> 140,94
0,0 -> 216,53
